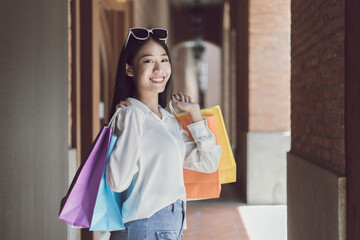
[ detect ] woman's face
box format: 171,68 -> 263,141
127,40 -> 171,96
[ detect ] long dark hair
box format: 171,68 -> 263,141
108,35 -> 173,120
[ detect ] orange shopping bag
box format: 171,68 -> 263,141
175,105 -> 237,184
175,115 -> 221,199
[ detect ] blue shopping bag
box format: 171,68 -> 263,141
90,134 -> 125,231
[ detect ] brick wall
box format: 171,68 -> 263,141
291,0 -> 345,174
248,0 -> 291,132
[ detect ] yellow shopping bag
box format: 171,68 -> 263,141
175,105 -> 237,184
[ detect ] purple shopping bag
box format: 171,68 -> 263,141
58,126 -> 112,228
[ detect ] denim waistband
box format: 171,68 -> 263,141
165,199 -> 185,213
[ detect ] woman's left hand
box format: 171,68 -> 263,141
172,92 -> 203,122
116,100 -> 131,109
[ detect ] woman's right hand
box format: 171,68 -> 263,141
172,92 -> 202,123
116,100 -> 131,109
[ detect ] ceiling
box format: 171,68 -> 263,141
172,0 -> 223,6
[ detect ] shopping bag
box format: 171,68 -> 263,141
58,126 -> 112,228
89,134 -> 125,231
177,116 -> 221,199
173,104 -> 237,184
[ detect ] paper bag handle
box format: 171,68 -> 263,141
107,107 -> 122,128
169,100 -> 178,115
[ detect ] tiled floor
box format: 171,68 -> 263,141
238,205 -> 287,240
182,200 -> 287,240
183,201 -> 250,240
97,185 -> 287,240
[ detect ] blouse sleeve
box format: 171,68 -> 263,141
106,108 -> 144,192
181,119 -> 221,173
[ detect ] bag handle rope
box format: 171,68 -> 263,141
107,107 -> 122,129
168,100 -> 179,116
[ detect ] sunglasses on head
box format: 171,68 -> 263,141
124,28 -> 168,48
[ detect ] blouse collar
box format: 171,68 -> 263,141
126,97 -> 174,120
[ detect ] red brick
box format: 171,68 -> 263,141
183,202 -> 249,240
248,0 -> 290,131
291,0 -> 345,173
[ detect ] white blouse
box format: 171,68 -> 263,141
106,97 -> 221,224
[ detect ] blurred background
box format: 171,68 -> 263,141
66,1 -> 290,238
2,0 -> 357,239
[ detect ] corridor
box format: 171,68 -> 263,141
183,201 -> 250,240
183,200 -> 287,240
2,0 -> 360,239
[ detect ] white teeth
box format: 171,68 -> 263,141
150,77 -> 164,82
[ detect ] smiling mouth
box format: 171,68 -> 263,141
150,77 -> 166,84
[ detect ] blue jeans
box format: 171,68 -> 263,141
110,200 -> 186,240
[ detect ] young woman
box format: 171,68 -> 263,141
106,28 -> 221,240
